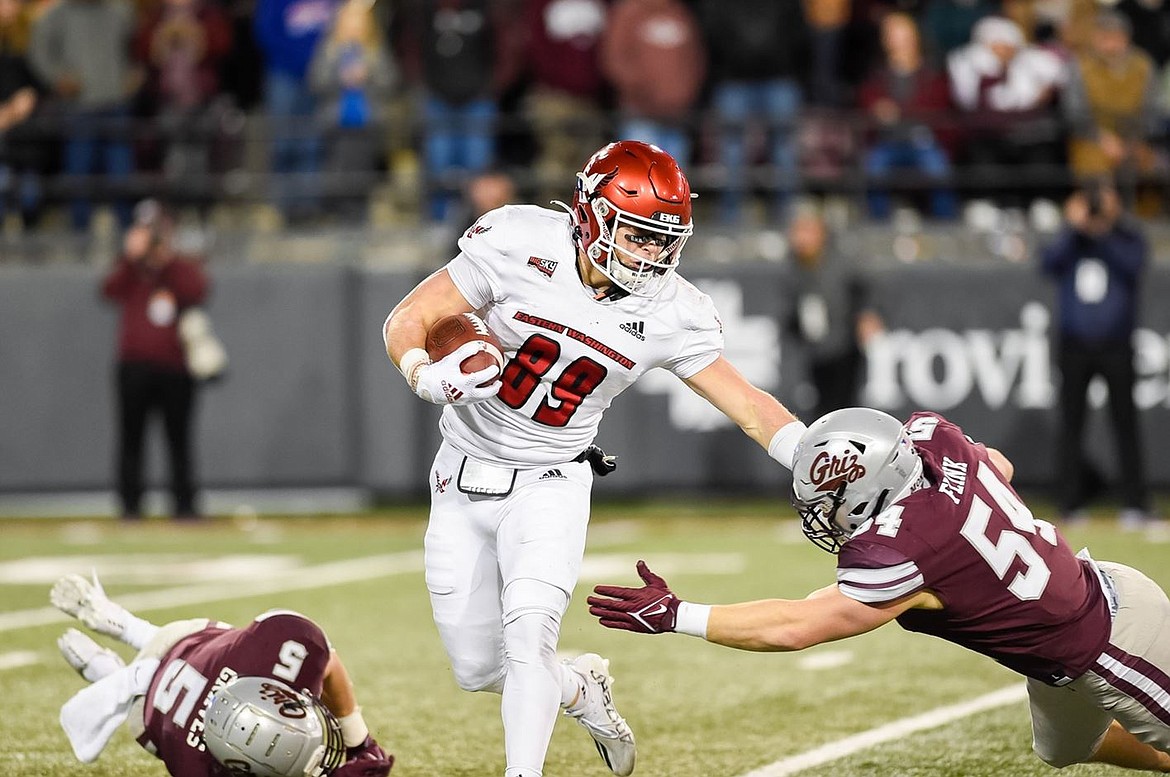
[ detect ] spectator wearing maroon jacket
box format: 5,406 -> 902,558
100,199 -> 209,521
858,11 -> 957,219
599,0 -> 705,167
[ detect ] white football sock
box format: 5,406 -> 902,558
560,660 -> 587,709
119,617 -> 159,651
500,610 -> 562,775
60,657 -> 160,762
81,650 -> 125,683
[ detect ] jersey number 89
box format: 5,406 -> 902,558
498,335 -> 608,427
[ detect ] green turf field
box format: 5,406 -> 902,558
2,500 -> 1167,777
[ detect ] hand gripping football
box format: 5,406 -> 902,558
425,313 -> 505,387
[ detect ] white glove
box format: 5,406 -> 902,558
412,341 -> 502,405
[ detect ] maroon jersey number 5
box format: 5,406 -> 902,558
152,659 -> 210,728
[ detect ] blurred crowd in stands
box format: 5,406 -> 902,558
3,0 -> 1170,237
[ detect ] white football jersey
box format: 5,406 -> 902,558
441,204 -> 724,467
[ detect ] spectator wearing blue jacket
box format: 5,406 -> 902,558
253,0 -> 343,221
1040,180 -> 1151,529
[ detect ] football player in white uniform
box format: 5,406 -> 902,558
383,140 -> 806,777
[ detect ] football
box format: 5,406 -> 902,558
425,312 -> 505,387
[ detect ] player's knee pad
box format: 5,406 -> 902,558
502,610 -> 561,671
501,579 -> 568,670
502,577 -> 570,622
449,651 -> 506,693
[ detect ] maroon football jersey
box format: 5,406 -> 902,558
140,612 -> 332,777
836,412 -> 1113,685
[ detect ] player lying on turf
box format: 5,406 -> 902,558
51,573 -> 394,777
588,408 -> 1170,773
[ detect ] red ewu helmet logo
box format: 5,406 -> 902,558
578,167 -> 619,201
809,450 -> 867,493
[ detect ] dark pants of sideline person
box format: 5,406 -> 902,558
1055,337 -> 1147,515
809,348 -> 862,421
116,361 -> 198,518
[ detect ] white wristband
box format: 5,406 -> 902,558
337,707 -> 370,748
397,347 -> 431,393
674,601 -> 711,639
768,421 -> 808,470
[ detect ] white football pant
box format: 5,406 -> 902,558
426,441 -> 593,775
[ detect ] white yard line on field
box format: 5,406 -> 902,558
0,549 -> 742,634
796,650 -> 854,671
0,551 -> 424,633
736,684 -> 1028,777
0,651 -> 40,670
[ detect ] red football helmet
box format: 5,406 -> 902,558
569,141 -> 694,297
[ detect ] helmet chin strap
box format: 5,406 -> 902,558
593,285 -> 629,302
864,455 -> 925,524
566,236 -> 629,302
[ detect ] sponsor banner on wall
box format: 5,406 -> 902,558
598,266 -> 1170,491
2,263 -> 1168,497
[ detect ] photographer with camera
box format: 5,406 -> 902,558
1040,179 -> 1152,529
100,199 -> 214,522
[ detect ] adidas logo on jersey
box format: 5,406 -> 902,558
539,468 -> 567,480
619,321 -> 645,340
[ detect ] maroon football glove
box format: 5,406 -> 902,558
332,736 -> 394,777
587,560 -> 679,634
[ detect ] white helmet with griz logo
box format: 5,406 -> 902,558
791,408 -> 923,553
204,676 -> 346,777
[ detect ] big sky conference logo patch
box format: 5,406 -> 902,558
527,256 -> 557,279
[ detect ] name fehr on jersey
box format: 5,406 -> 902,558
836,411 -> 1112,685
442,204 -> 724,467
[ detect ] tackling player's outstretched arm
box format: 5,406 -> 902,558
703,588 -> 926,652
682,356 -> 805,468
587,561 -> 932,652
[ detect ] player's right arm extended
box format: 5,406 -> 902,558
321,650 -> 359,718
704,587 -> 931,652
383,269 -> 474,368
588,561 -> 936,652
321,650 -> 396,773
